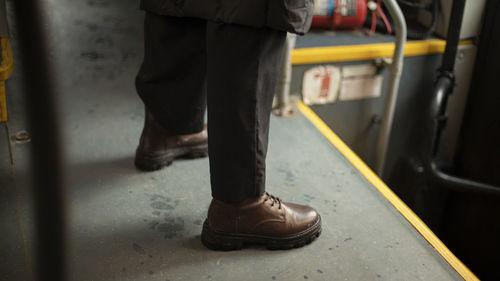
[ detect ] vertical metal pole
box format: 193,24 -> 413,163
12,0 -> 66,280
273,33 -> 296,117
374,0 -> 407,176
441,0 -> 466,73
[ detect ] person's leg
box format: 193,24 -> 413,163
134,13 -> 208,170
206,23 -> 285,202
136,13 -> 206,134
203,23 -> 321,250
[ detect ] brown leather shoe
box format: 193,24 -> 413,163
135,111 -> 208,171
201,192 -> 321,250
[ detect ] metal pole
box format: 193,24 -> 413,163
12,0 -> 67,280
374,0 -> 407,176
421,0 -> 499,196
440,0 -> 466,73
273,33 -> 296,117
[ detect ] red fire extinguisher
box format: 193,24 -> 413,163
311,0 -> 368,30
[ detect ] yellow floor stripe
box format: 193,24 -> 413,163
0,38 -> 14,81
291,39 -> 472,65
0,38 -> 14,122
296,101 -> 478,281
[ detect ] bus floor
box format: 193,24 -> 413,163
1,103 -> 464,281
0,0 -> 462,280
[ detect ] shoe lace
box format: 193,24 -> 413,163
264,192 -> 282,209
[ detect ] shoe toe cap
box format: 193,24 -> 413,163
284,202 -> 320,230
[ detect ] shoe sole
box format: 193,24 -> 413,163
134,144 -> 208,171
201,216 -> 322,251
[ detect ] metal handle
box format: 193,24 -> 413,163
374,0 -> 407,176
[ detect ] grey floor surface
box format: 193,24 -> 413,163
1,0 -> 463,280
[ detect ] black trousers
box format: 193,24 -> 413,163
136,13 -> 286,202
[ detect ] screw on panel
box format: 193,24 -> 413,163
11,130 -> 31,143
